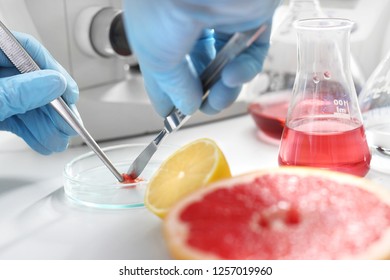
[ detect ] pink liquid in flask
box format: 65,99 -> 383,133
278,119 -> 371,177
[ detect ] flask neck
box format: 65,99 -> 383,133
289,0 -> 325,17
296,23 -> 352,77
275,0 -> 326,38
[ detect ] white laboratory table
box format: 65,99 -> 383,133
0,114 -> 389,260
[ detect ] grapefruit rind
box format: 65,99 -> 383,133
163,167 -> 390,260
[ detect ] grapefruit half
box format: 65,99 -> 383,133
164,167 -> 390,259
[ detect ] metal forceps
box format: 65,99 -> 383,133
127,25 -> 267,179
0,20 -> 124,182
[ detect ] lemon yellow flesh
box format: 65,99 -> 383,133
145,138 -> 231,218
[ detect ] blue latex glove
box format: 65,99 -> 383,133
122,0 -> 281,116
0,32 -> 79,155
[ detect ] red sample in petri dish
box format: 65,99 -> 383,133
121,173 -> 144,184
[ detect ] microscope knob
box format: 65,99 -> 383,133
75,7 -> 135,61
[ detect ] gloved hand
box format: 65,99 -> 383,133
122,0 -> 281,116
0,32 -> 79,155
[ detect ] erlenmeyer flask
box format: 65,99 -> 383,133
246,0 -> 365,145
278,18 -> 371,177
359,49 -> 390,174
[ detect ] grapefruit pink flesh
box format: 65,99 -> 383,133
166,169 -> 390,259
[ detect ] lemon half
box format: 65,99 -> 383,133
145,138 -> 232,218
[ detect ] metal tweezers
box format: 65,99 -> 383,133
0,20 -> 124,182
127,25 -> 267,178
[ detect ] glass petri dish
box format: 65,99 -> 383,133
63,143 -> 177,209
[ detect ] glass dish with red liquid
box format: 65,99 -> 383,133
248,90 -> 291,145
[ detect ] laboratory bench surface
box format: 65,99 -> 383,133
0,114 -> 389,259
